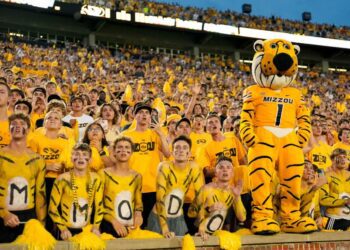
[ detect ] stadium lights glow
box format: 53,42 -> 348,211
135,13 -> 175,26
239,60 -> 253,64
80,5 -> 110,18
298,65 -> 308,69
175,19 -> 202,30
54,6 -> 60,11
9,32 -> 23,37
3,0 -> 55,8
85,9 -> 350,50
329,68 -> 347,72
203,23 -> 238,35
238,27 -> 350,50
116,11 -> 131,21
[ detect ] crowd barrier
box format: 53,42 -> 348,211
1,231 -> 349,250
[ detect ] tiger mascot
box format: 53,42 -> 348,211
240,39 -> 317,234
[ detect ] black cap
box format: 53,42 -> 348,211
47,94 -> 62,103
175,117 -> 191,129
14,100 -> 32,114
11,88 -> 25,99
133,102 -> 152,115
32,87 -> 47,97
70,95 -> 84,104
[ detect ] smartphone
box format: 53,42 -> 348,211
316,168 -> 325,177
151,115 -> 159,125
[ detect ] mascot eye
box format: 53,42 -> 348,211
284,44 -> 290,50
270,43 -> 277,49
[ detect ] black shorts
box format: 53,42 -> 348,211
100,219 -> 122,238
57,227 -> 82,240
325,217 -> 350,231
0,208 -> 36,243
141,192 -> 156,229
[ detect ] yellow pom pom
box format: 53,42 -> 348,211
177,82 -> 184,93
235,228 -> 253,235
70,228 -> 106,250
124,84 -> 133,105
336,102 -> 346,113
213,230 -> 241,250
163,81 -> 172,96
13,219 -> 56,250
152,98 -> 166,124
207,92 -> 214,99
182,234 -> 195,250
187,77 -> 194,85
100,233 -> 115,240
208,99 -> 215,112
168,75 -> 175,84
311,94 -> 321,106
125,228 -> 164,239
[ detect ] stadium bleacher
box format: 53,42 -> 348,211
0,0 -> 349,249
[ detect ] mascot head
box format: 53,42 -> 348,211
252,39 -> 300,90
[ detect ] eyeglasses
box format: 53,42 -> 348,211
88,127 -> 102,132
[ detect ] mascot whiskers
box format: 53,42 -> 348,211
240,39 -> 317,234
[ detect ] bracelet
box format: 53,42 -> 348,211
99,150 -> 106,156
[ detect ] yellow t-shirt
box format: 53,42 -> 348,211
30,112 -> 45,131
0,120 -> 10,148
307,141 -> 332,171
122,129 -> 162,193
197,135 -> 246,170
28,134 -> 73,178
0,149 -> 46,222
98,169 -> 142,226
34,126 -> 76,142
190,132 -> 212,160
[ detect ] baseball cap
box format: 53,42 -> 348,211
133,102 -> 152,115
70,95 -> 84,104
32,87 -> 47,97
11,88 -> 25,99
175,117 -> 191,129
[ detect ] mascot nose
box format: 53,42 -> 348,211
273,53 -> 293,72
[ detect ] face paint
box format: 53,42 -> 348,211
10,125 -> 27,133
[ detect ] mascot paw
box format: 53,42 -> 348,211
281,217 -> 317,234
251,218 -> 280,235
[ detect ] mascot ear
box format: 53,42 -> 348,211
253,40 -> 264,52
293,44 -> 300,55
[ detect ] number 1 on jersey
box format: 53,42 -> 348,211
275,104 -> 283,126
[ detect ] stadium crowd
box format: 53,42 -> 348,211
116,0 -> 350,40
0,38 -> 349,242
56,0 -> 350,40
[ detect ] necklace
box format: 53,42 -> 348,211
70,170 -> 94,214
